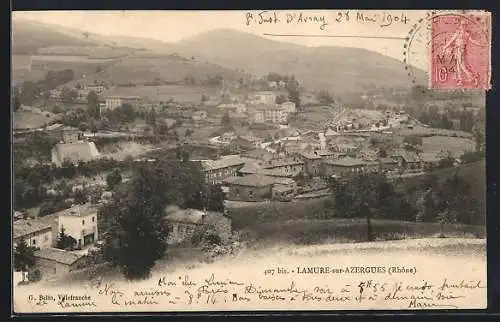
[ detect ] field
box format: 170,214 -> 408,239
13,107 -> 61,130
422,136 -> 476,158
242,218 -> 485,246
93,57 -> 245,86
394,125 -> 473,139
35,46 -> 136,59
107,84 -> 219,104
97,141 -> 158,161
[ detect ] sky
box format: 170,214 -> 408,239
13,10 -> 430,70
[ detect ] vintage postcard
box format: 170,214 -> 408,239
11,10 -> 489,313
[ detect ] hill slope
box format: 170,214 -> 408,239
174,29 -> 427,92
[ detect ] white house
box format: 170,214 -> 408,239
57,204 -> 98,249
256,91 -> 277,104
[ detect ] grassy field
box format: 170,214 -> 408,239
107,84 -> 219,104
394,125 -> 473,138
242,218 -> 485,246
13,107 -> 61,130
94,57 -> 245,87
422,136 -> 476,158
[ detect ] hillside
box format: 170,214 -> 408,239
173,29 -> 427,92
11,19 -> 99,54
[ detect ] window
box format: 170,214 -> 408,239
82,220 -> 85,225
92,217 -> 95,222
44,235 -> 49,242
32,239 -> 36,245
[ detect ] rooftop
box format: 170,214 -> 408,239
225,174 -> 277,187
325,157 -> 367,167
55,204 -> 98,218
13,219 -> 53,239
241,149 -> 274,161
33,248 -> 84,265
202,155 -> 247,171
260,157 -> 304,169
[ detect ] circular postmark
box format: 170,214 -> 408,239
403,11 -> 433,92
404,10 -> 491,92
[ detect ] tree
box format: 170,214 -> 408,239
146,108 -> 157,128
275,94 -> 287,105
61,87 -> 78,104
73,188 -> 88,204
87,91 -> 100,119
12,91 -> 21,112
206,184 -> 225,212
318,91 -> 335,105
106,169 -> 122,190
415,189 -> 437,222
221,111 -> 231,128
56,228 -> 77,250
286,77 -> 301,110
104,161 -> 170,280
437,173 -> 480,226
14,238 -> 36,282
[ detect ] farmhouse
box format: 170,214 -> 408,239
391,149 -> 423,172
259,157 -> 305,177
56,204 -> 99,249
13,219 -> 53,249
33,248 -> 89,276
164,205 -> 232,245
322,157 -> 374,177
51,142 -> 100,166
225,174 -> 276,202
280,101 -> 296,113
202,155 -> 247,185
299,151 -> 323,177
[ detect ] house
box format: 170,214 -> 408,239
280,101 -> 296,113
322,157 -> 373,177
51,142 -> 100,166
259,157 -> 305,178
33,248 -> 90,276
56,204 -> 98,249
225,174 -> 276,202
202,155 -> 247,185
256,91 -> 277,104
332,143 -> 359,154
192,110 -> 208,121
391,150 -> 423,172
13,219 -> 53,249
86,84 -> 106,94
103,95 -> 142,111
164,205 -> 232,245
299,151 -> 323,177
230,135 -> 263,151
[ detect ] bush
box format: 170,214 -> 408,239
28,268 -> 42,283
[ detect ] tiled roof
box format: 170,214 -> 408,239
202,155 -> 247,171
379,157 -> 398,164
260,157 -> 304,169
54,204 -> 98,218
34,248 -> 83,265
300,151 -> 322,160
259,167 -> 302,178
13,219 -> 52,239
325,157 -> 366,167
239,161 -> 262,174
225,174 -> 276,187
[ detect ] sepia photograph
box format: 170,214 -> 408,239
11,10 -> 488,313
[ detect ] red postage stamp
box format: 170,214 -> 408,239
430,11 -> 491,90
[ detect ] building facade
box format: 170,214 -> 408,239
225,174 -> 275,202
13,220 -> 53,249
57,205 -> 98,249
202,155 -> 247,185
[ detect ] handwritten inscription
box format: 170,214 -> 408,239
25,276 -> 481,310
244,10 -> 410,31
